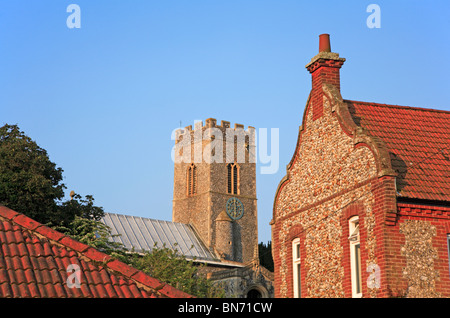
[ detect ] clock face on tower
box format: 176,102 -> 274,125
226,197 -> 244,220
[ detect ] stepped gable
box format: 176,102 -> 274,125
346,100 -> 450,202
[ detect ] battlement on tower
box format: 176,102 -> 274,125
174,118 -> 255,143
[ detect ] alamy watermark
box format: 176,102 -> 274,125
66,4 -> 381,30
66,4 -> 81,29
171,122 -> 279,174
66,264 -> 81,288
366,4 -> 381,29
367,263 -> 381,289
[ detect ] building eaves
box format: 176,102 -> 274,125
0,205 -> 193,298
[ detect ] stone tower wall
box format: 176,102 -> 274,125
172,118 -> 258,264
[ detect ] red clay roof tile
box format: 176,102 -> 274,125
0,205 -> 194,298
346,100 -> 450,202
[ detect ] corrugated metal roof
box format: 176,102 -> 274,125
101,212 -> 219,262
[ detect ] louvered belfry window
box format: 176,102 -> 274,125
227,163 -> 239,195
187,164 -> 197,196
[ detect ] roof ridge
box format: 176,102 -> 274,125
343,99 -> 450,114
0,205 -> 193,298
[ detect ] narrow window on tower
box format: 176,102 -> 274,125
187,164 -> 197,197
349,216 -> 362,297
227,163 -> 232,194
227,163 -> 239,195
235,164 -> 240,194
192,165 -> 197,195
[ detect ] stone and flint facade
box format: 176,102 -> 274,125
271,34 -> 450,298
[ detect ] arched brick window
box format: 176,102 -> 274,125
287,225 -> 305,298
292,238 -> 301,298
341,202 -> 364,298
349,216 -> 362,297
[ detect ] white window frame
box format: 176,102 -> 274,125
447,235 -> 450,279
292,238 -> 301,298
349,216 -> 362,298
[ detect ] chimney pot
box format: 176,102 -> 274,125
305,34 -> 345,121
319,34 -> 331,53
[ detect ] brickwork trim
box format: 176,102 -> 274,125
340,202 -> 364,298
273,83 -> 397,225
275,176 -> 377,225
322,83 -> 396,178
398,203 -> 450,220
284,225 -> 307,298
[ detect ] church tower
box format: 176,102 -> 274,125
172,118 -> 258,264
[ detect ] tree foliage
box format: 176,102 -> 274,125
52,193 -> 124,255
0,124 -> 65,224
0,124 -> 105,228
56,192 -> 105,225
259,241 -> 274,272
115,244 -> 225,298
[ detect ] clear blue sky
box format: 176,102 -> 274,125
1,1 -> 449,244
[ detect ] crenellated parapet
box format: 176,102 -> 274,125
174,118 -> 255,144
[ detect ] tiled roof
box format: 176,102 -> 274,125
101,213 -> 218,263
0,205 -> 193,298
346,100 -> 450,202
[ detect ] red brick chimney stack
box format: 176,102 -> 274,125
306,34 -> 346,121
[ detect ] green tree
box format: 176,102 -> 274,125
0,124 -> 108,242
56,192 -> 105,225
53,193 -> 124,255
116,244 -> 225,298
259,241 -> 274,272
0,124 -> 65,224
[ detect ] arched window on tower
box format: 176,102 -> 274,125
187,164 -> 197,196
227,163 -> 239,195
